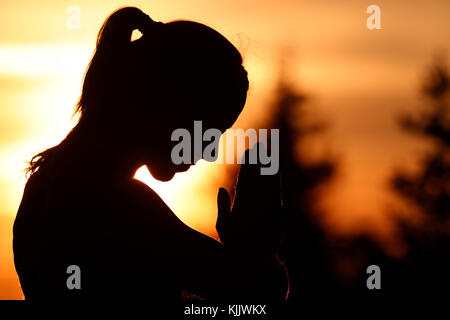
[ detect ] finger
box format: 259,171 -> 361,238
233,145 -> 260,207
216,187 -> 231,241
217,187 -> 231,216
234,143 -> 281,208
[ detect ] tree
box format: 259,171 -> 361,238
390,57 -> 450,295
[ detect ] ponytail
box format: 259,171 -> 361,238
77,7 -> 164,116
95,7 -> 160,54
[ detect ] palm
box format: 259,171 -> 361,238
216,146 -> 283,255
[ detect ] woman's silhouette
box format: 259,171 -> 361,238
13,7 -> 287,301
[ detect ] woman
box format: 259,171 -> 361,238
13,7 -> 287,301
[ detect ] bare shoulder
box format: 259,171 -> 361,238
124,178 -> 167,207
126,179 -> 222,248
118,178 -> 179,222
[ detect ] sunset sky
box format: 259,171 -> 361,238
0,0 -> 449,299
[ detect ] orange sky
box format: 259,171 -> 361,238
0,0 -> 449,299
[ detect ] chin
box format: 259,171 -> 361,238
147,163 -> 192,182
152,170 -> 176,182
177,163 -> 192,172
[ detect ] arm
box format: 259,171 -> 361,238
177,223 -> 288,301
178,153 -> 288,301
127,160 -> 288,301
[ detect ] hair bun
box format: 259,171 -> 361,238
96,7 -> 159,53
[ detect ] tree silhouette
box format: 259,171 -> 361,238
389,57 -> 450,295
268,56 -> 450,306
393,59 -> 450,225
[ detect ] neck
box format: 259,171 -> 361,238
88,144 -> 142,181
64,124 -> 144,182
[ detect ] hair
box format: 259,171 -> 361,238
27,7 -> 249,176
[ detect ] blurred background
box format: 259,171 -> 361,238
0,0 -> 449,300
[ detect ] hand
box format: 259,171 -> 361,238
216,143 -> 283,256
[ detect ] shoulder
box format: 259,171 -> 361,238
120,179 -> 171,214
114,178 -> 189,232
121,179 -> 222,250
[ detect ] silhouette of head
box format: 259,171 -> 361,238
76,7 -> 249,181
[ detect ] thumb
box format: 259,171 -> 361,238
217,187 -> 231,218
216,187 -> 231,241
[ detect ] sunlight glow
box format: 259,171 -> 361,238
0,44 -> 93,78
